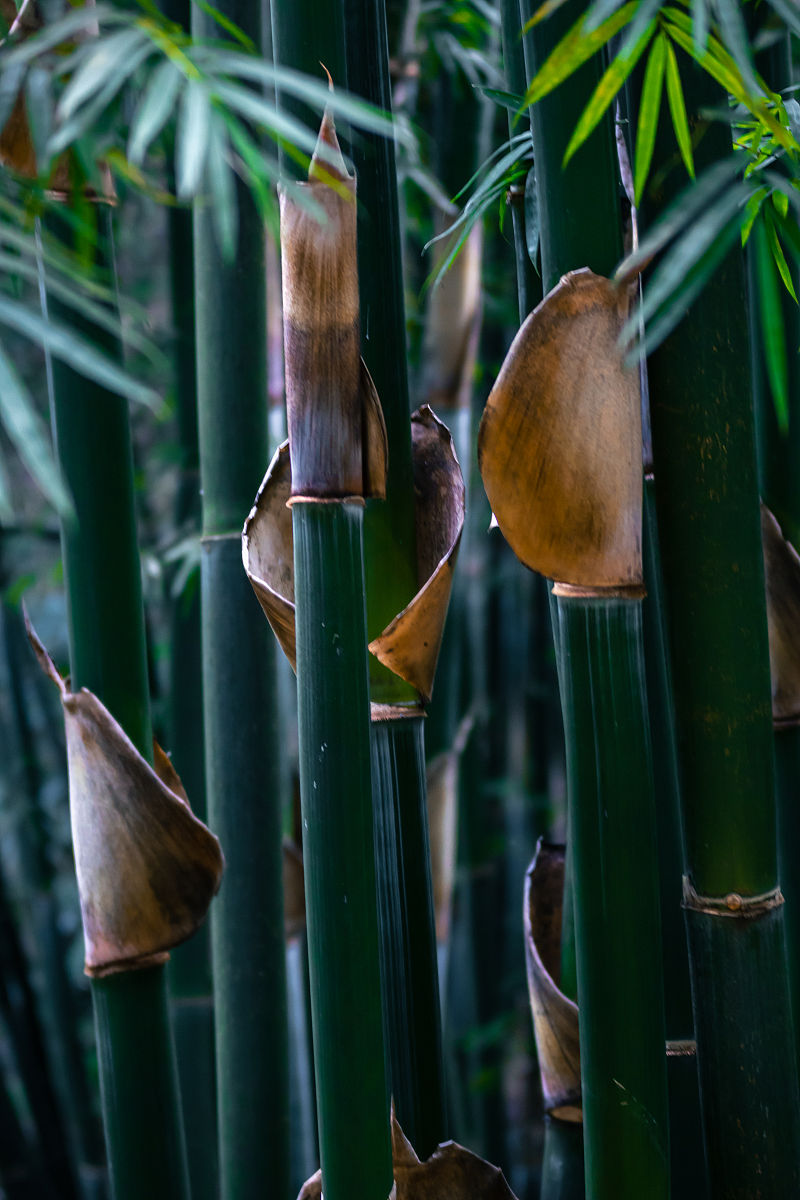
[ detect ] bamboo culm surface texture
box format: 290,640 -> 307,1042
48,207 -> 190,1200
553,596 -> 669,1200
192,19 -> 290,1174
641,59 -> 800,1196
293,502 -> 393,1200
371,716 -> 446,1157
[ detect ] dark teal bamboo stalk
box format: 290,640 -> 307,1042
552,596 -> 668,1197
510,5 -> 669,1196
340,0 -> 446,1160
46,205 -> 191,1200
539,1119 -> 584,1200
293,503 -> 393,1200
193,0 -> 289,1190
640,55 -> 800,1197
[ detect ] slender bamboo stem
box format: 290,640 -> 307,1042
640,56 -> 800,1197
553,595 -> 669,1198
539,1119 -> 584,1200
46,205 -> 191,1200
293,502 -> 393,1200
193,0 -> 289,1184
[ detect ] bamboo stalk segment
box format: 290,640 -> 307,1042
478,270 -> 641,589
243,406 -> 463,700
27,620 -> 223,977
523,842 -> 581,1121
761,505 -> 800,726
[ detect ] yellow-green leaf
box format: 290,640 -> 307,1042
766,210 -> 798,303
563,18 -> 656,166
664,38 -> 694,181
634,33 -> 667,205
522,2 -> 637,108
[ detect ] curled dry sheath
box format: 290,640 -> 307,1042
26,616 -> 223,976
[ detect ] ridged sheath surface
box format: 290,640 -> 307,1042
293,502 -> 392,1200
553,596 -> 669,1200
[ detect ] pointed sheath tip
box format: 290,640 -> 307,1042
309,69 -> 350,184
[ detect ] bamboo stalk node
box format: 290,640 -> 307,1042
25,616 -> 224,976
552,581 -> 647,600
243,407 -> 464,700
371,701 -> 426,721
682,876 -> 784,920
665,1040 -> 697,1058
524,840 -> 582,1120
478,269 -> 642,587
761,505 -> 800,725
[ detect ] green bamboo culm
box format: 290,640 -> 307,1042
540,1119 -> 584,1200
192,0 -> 289,1193
46,205 -> 191,1200
274,95 -> 392,1200
639,57 -> 800,1196
342,0 -> 446,1158
552,595 -> 668,1196
293,503 -> 393,1199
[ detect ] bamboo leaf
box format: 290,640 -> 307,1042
127,58 -> 183,163
563,17 -> 655,166
584,0 -> 628,33
712,0 -> 756,91
0,61 -> 25,135
0,342 -> 72,515
522,0 -> 571,30
690,0 -> 710,53
767,0 -> 800,41
521,2 -> 637,108
206,114 -> 237,259
664,38 -> 694,181
765,208 -> 798,302
0,444 -> 12,521
753,216 -> 789,434
616,155 -> 741,282
1,5 -> 126,68
634,33 -> 667,205
525,166 -> 539,266
57,28 -> 148,121
0,294 -> 159,407
24,65 -> 52,174
176,81 -> 210,199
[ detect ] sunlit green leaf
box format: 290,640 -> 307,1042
765,208 -> 798,302
753,216 -> 789,434
740,188 -> 766,245
522,0 -> 571,31
634,33 -> 667,205
563,17 -> 655,166
0,342 -> 73,515
664,38 -> 694,181
521,2 -> 637,108
713,0 -> 756,91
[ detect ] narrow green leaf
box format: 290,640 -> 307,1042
522,0 -> 571,31
766,0 -> 800,41
690,0 -> 710,53
584,0 -> 627,33
617,155 -> 742,280
176,81 -> 210,199
0,62 -> 26,136
740,188 -> 766,245
634,34 -> 667,205
773,190 -> 789,220
0,342 -> 73,515
563,18 -> 655,165
206,114 -> 237,259
476,87 -> 524,111
664,38 -> 694,180
0,295 -> 159,408
521,2 -> 637,108
713,0 -> 756,91
127,58 -> 183,163
753,216 -> 789,434
193,0 -> 255,50
634,179 -> 749,324
57,28 -> 147,121
24,66 -> 53,175
525,166 -> 539,266
765,208 -> 798,302
2,6 -> 126,69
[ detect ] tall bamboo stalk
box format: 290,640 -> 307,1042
45,204 -> 192,1200
275,107 -> 393,1200
639,56 -> 800,1197
192,0 -> 289,1193
484,6 -> 670,1190
342,0 -> 446,1159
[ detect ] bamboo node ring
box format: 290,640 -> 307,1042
682,876 -> 784,919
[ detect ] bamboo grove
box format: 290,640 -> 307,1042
1,0 -> 800,1197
